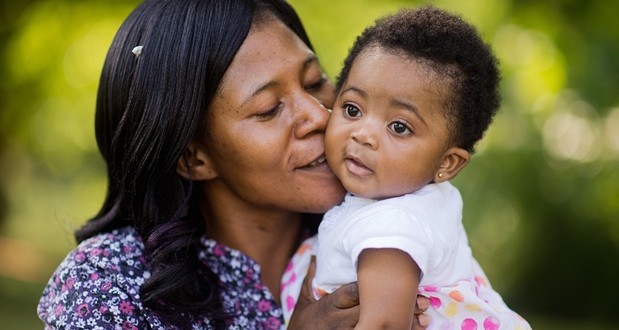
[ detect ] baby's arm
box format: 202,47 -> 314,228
356,248 -> 421,330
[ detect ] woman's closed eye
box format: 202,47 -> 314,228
304,77 -> 327,92
255,102 -> 282,120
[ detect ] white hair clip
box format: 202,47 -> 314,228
131,45 -> 143,57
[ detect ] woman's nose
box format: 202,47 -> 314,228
293,93 -> 331,139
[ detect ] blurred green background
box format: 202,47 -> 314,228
1,0 -> 618,329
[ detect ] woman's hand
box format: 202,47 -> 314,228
287,257 -> 430,329
413,295 -> 430,329
288,257 -> 360,329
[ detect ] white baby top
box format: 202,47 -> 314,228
313,181 -> 472,292
310,181 -> 530,329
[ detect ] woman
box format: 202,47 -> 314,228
37,0 -> 428,328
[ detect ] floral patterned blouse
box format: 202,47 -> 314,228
37,226 -> 284,329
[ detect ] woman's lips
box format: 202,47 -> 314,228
345,157 -> 373,176
297,154 -> 328,171
306,154 -> 327,168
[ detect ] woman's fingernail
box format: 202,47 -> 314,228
418,314 -> 430,327
419,298 -> 429,310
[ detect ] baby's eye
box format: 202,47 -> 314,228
344,104 -> 361,118
389,121 -> 413,135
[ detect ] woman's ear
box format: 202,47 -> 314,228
177,141 -> 219,181
434,147 -> 470,183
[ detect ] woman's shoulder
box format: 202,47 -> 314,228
43,225 -> 149,288
70,226 -> 147,271
37,226 -> 157,328
41,226 -> 148,297
77,226 -> 144,254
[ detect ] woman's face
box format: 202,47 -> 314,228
200,17 -> 345,214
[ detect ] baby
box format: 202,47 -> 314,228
309,6 -> 531,329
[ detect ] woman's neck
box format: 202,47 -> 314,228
200,186 -> 303,304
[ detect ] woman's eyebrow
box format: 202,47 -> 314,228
242,81 -> 279,107
241,55 -> 320,107
303,55 -> 319,70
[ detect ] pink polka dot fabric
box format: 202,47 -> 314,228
418,280 -> 530,329
281,236 -> 531,329
280,237 -> 317,325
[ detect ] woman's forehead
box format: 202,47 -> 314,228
216,18 -> 315,101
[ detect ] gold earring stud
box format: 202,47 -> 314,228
438,173 -> 444,179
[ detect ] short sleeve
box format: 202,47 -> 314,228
342,207 -> 434,276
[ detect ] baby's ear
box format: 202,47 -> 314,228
434,147 -> 470,183
176,141 -> 219,181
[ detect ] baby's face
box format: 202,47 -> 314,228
325,48 -> 453,199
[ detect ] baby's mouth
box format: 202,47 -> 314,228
345,156 -> 373,176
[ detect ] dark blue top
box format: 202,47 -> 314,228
37,226 -> 284,329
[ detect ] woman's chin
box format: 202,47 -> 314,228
307,186 -> 346,213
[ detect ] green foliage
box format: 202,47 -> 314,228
1,0 -> 618,329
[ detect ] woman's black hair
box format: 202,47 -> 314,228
336,6 -> 501,153
76,0 -> 315,326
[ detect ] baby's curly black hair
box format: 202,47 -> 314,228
336,5 -> 500,153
